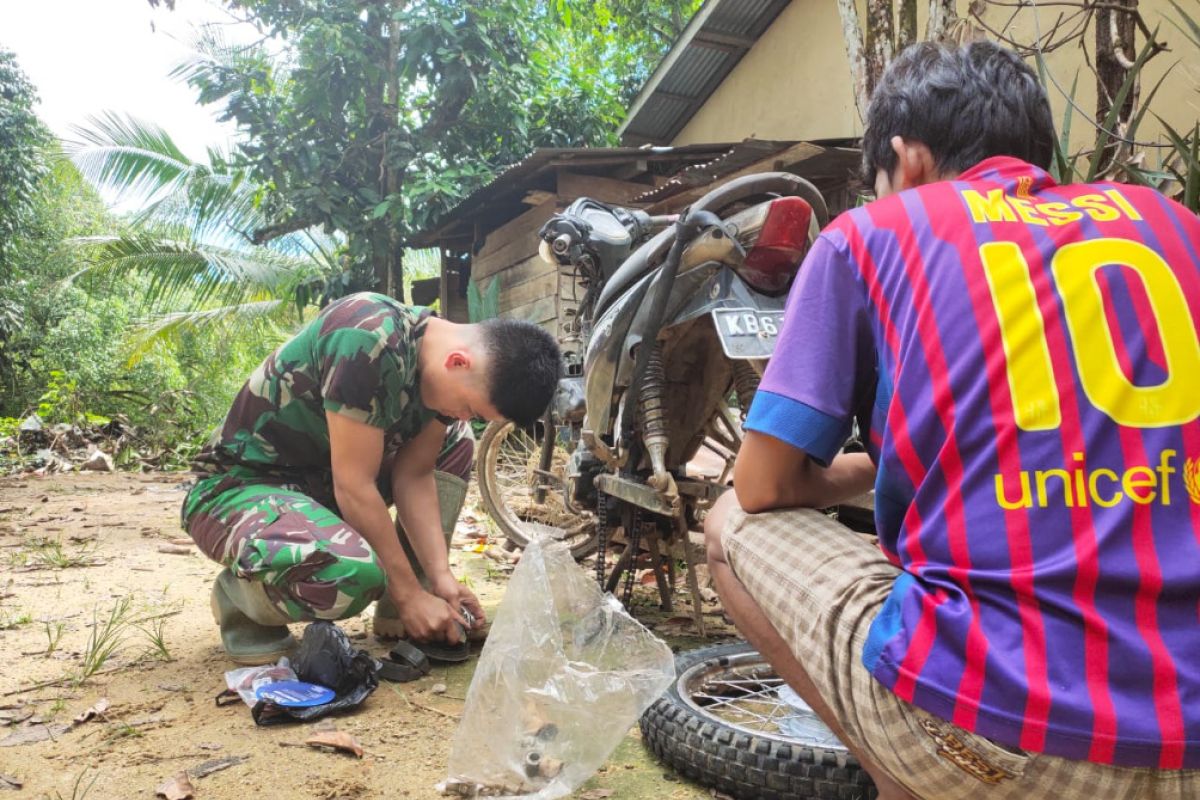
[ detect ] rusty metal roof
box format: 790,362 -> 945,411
619,0 -> 792,145
407,142 -> 743,246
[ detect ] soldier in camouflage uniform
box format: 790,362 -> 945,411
182,292 -> 562,664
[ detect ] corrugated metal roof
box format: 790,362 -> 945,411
619,0 -> 791,145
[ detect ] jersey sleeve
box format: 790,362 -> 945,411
744,231 -> 875,466
314,305 -> 412,430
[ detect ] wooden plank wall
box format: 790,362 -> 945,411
464,170 -> 654,341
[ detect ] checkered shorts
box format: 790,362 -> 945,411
721,506 -> 1200,799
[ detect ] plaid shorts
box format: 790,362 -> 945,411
721,506 -> 1200,799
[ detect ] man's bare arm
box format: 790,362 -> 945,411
327,411 -> 462,640
390,420 -> 452,583
733,431 -> 875,514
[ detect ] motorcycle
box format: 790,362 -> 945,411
475,172 -> 829,610
474,172 -> 881,798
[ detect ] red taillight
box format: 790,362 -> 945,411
739,196 -> 813,295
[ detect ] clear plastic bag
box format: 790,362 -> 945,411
442,539 -> 675,798
223,661 -> 298,707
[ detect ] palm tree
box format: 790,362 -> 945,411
66,111 -> 337,363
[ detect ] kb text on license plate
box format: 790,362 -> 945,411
711,308 -> 785,359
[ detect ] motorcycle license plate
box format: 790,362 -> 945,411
711,308 -> 785,359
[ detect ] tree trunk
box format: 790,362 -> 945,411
1095,0 -> 1138,124
897,0 -> 917,51
925,0 -> 957,42
836,0 -> 871,124
864,0 -> 895,98
369,0 -> 405,299
1094,0 -> 1138,171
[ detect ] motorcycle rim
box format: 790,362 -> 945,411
476,419 -> 597,560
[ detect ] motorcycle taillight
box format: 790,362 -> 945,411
737,196 -> 814,295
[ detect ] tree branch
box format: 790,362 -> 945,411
251,217 -> 314,245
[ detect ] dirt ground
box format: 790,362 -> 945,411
0,472 -> 729,799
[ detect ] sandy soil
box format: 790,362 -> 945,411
0,472 -> 724,800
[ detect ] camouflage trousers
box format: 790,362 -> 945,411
182,423 -> 474,622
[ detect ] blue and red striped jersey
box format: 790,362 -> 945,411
746,156 -> 1200,768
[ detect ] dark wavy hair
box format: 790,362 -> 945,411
479,318 -> 562,427
861,40 -> 1055,185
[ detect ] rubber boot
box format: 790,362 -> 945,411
209,568 -> 297,665
374,470 -> 469,639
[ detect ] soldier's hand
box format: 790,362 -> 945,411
395,589 -> 465,644
431,574 -> 485,630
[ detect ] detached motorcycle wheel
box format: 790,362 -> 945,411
476,419 -> 598,560
640,642 -> 877,800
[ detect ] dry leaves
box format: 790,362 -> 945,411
304,730 -> 364,758
0,774 -> 21,790
155,771 -> 195,800
577,790 -> 614,800
73,698 -> 110,725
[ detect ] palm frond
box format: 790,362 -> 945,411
124,298 -> 292,367
66,112 -> 199,207
72,233 -> 321,310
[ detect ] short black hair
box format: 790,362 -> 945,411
861,40 -> 1055,185
479,318 -> 562,427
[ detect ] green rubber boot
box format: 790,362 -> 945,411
374,470 -> 468,639
209,568 -> 297,665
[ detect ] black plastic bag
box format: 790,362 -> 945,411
250,621 -> 380,726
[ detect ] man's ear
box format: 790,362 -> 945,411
443,350 -> 470,371
889,135 -> 939,190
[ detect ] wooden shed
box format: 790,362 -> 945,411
408,139 -> 861,364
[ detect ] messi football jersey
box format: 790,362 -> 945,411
745,156 -> 1200,767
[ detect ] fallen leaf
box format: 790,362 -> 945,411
578,791 -> 614,800
190,755 -> 248,778
0,774 -> 21,790
304,730 -> 364,758
0,723 -> 70,747
73,698 -> 110,725
155,771 -> 194,800
157,544 -> 193,555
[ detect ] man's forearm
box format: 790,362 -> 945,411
791,452 -> 876,508
736,449 -> 876,513
335,482 -> 422,598
392,470 -> 452,582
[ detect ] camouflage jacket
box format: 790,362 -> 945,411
192,292 -> 442,484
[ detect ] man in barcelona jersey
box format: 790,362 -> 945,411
705,41 -> 1200,799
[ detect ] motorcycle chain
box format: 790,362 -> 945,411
595,490 -> 609,589
621,506 -> 644,608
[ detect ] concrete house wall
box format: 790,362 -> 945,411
671,0 -> 1199,160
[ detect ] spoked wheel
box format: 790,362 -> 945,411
476,418 -> 597,560
640,642 -> 877,800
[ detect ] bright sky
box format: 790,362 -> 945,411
1,0 -> 259,160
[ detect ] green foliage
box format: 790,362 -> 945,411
0,48 -> 51,276
1036,7 -> 1200,215
178,0 -> 699,283
467,276 -> 500,322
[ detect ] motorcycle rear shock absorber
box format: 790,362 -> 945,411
640,343 -> 670,484
731,360 -> 760,419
